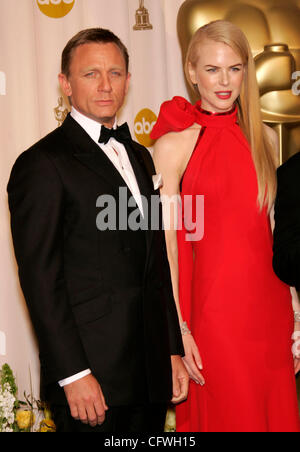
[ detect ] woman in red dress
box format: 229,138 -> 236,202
151,20 -> 300,432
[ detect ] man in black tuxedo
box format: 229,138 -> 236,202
7,28 -> 188,433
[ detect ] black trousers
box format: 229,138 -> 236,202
51,403 -> 168,433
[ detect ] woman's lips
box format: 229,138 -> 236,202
215,91 -> 232,99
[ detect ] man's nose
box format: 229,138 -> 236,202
98,74 -> 112,92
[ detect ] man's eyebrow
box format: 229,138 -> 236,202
109,66 -> 125,71
80,65 -> 125,72
80,66 -> 98,72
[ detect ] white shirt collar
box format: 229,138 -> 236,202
70,107 -> 117,144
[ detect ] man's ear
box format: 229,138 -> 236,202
58,73 -> 72,97
125,72 -> 131,95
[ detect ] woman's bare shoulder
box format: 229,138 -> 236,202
153,124 -> 202,179
153,124 -> 201,154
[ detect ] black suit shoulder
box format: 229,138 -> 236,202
9,126 -> 66,181
278,151 -> 300,170
24,124 -> 66,157
277,151 -> 300,181
276,152 -> 300,204
7,127 -> 65,195
8,115 -> 92,191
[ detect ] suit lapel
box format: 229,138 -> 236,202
124,141 -> 156,256
61,114 -> 156,257
61,114 -> 128,197
124,141 -> 153,201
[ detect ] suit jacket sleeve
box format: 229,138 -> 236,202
7,148 -> 89,384
273,156 -> 300,290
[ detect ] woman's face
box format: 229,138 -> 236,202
188,39 -> 245,113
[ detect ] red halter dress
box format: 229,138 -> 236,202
151,96 -> 300,432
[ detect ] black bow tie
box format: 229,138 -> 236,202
98,123 -> 131,145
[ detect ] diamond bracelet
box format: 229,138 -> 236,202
295,311 -> 300,322
181,321 -> 191,335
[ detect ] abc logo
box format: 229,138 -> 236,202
37,0 -> 75,18
134,108 -> 157,148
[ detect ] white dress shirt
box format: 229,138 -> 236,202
58,107 -> 143,387
71,107 -> 144,215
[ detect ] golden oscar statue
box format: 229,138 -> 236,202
177,0 -> 300,164
133,0 -> 153,31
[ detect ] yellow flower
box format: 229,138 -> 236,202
44,407 -> 52,420
39,419 -> 56,432
164,407 -> 176,432
16,410 -> 35,430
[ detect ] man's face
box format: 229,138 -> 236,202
59,42 -> 130,127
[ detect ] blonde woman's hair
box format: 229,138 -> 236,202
185,20 -> 277,212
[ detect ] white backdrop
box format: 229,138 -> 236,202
0,0 -> 188,399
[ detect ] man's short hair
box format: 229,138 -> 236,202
61,28 -> 129,77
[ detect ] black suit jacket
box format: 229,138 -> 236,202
7,114 -> 184,407
273,151 -> 300,291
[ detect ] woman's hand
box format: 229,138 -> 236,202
182,334 -> 205,386
293,321 -> 300,375
294,358 -> 300,375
